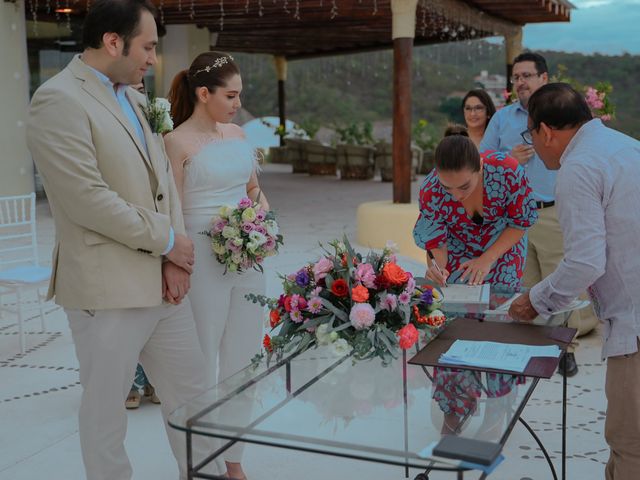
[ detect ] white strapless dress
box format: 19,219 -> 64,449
182,138 -> 264,390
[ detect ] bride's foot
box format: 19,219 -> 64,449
225,462 -> 247,480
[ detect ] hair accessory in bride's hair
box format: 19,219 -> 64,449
192,55 -> 235,76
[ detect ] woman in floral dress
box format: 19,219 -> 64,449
413,127 -> 537,432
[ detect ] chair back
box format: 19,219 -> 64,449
0,193 -> 39,269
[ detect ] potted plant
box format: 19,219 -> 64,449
413,119 -> 438,174
335,121 -> 376,180
266,122 -> 288,164
374,142 -> 422,182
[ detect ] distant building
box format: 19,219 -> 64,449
474,70 -> 507,108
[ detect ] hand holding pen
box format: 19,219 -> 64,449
426,249 -> 449,287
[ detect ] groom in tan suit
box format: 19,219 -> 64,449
27,1 -> 213,478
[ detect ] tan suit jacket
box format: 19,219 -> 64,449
27,55 -> 185,310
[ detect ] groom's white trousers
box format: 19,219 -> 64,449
66,301 -> 220,480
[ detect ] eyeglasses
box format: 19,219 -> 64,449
520,127 -> 534,145
464,105 -> 486,113
510,72 -> 541,83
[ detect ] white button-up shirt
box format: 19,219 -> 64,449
530,119 -> 640,358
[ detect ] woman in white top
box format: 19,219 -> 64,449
164,51 -> 269,480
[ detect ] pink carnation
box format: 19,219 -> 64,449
398,292 -> 411,305
397,324 -> 419,350
313,257 -> 334,280
354,263 -> 376,289
349,303 -> 376,330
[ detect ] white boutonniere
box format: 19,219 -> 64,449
142,95 -> 174,134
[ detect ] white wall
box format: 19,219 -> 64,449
0,1 -> 35,196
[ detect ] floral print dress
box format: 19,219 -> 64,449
413,151 -> 537,418
413,150 -> 537,290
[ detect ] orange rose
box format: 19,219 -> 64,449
382,262 -> 409,286
351,285 -> 370,303
269,309 -> 281,328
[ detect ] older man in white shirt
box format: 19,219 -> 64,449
509,83 -> 640,480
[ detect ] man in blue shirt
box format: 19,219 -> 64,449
480,52 -> 597,376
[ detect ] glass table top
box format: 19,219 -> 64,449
169,344 -> 537,472
435,284 -> 584,326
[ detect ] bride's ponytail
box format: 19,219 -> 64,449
168,69 -> 193,129
167,52 -> 240,129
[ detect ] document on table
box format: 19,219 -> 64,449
441,283 -> 490,305
439,340 -> 561,373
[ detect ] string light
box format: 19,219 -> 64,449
294,0 -> 300,20
29,0 -> 38,36
219,0 -> 225,30
330,0 -> 338,19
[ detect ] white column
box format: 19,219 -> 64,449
156,25 -> 210,97
0,0 -> 35,195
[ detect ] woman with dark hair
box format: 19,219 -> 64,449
413,127 -> 537,289
461,89 -> 496,148
164,51 -> 269,480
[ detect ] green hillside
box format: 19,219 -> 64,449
234,40 -> 639,139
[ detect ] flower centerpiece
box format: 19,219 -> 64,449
201,197 -> 283,274
247,237 -> 448,365
141,94 -> 173,134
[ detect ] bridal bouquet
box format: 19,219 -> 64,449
247,237 -> 448,365
202,197 -> 283,274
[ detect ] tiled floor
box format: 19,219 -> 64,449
0,165 -> 608,479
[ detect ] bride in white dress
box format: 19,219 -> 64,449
164,52 -> 268,480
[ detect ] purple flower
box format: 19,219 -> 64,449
254,225 -> 267,235
256,210 -> 267,221
349,303 -> 376,330
295,269 -> 310,287
238,197 -> 253,209
241,221 -> 255,233
420,290 -> 433,306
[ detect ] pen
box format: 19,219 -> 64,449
427,249 -> 448,287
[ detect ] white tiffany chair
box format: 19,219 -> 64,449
0,193 -> 52,354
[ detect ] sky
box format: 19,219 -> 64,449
522,0 -> 640,55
